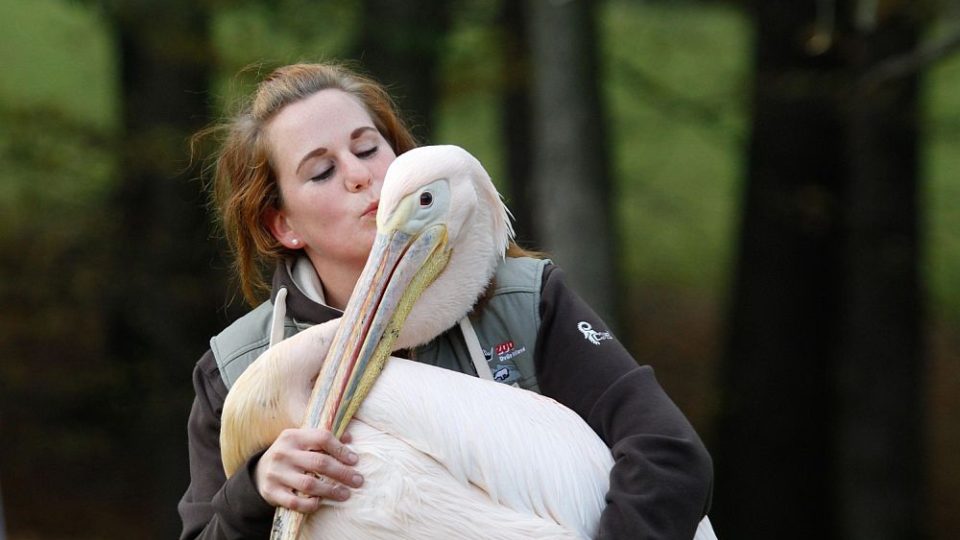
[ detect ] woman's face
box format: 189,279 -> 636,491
265,89 -> 397,276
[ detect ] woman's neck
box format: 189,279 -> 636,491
306,252 -> 362,311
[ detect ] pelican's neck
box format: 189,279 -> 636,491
395,206 -> 503,350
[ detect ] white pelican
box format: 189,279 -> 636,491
220,145 -> 717,539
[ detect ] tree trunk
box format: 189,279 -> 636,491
524,0 -> 619,325
716,2 -> 925,538
107,2 -> 219,536
838,7 -> 925,538
353,0 -> 451,143
716,4 -> 845,536
497,0 -> 537,247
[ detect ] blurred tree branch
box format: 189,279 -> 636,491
861,26 -> 960,87
612,56 -> 746,145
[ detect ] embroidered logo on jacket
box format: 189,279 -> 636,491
578,321 -> 612,345
484,339 -> 526,386
490,340 -> 526,362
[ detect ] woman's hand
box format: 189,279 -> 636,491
254,428 -> 363,513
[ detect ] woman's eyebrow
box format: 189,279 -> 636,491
350,126 -> 376,140
296,146 -> 329,175
295,127 -> 377,174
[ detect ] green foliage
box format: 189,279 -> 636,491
602,0 -> 749,292
0,0 -> 118,130
926,50 -> 960,319
0,106 -> 115,240
434,5 -> 505,185
0,0 -> 118,243
210,1 -> 359,114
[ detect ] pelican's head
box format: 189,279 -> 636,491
379,144 -> 514,349
302,145 -> 514,435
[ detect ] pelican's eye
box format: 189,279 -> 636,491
419,191 -> 434,207
392,178 -> 448,234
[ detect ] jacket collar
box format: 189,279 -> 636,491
270,258 -> 342,326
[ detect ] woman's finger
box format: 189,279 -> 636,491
297,429 -> 359,466
282,468 -> 352,501
270,487 -> 324,513
290,450 -> 364,489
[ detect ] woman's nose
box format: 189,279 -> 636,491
343,156 -> 373,192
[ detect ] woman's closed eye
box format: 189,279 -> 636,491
356,146 -> 378,159
309,145 -> 377,181
311,166 -> 335,182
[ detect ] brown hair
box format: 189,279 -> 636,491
199,62 -> 419,305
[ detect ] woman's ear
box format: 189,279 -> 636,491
264,207 -> 302,249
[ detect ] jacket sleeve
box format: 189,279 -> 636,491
178,350 -> 276,540
534,265 -> 713,540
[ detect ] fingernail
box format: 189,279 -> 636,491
347,451 -> 359,464
335,486 -> 350,500
352,474 -> 364,487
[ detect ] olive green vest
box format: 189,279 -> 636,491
212,257 -> 549,394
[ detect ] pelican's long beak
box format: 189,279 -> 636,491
271,219 -> 450,540
304,222 -> 450,436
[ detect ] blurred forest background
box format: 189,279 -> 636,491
0,0 -> 958,538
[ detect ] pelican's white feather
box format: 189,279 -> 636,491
301,358 -> 610,539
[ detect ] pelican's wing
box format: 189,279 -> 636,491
356,358 -> 613,539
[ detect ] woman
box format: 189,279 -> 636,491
178,62 -> 713,539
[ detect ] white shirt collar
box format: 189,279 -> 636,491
287,255 -> 327,305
